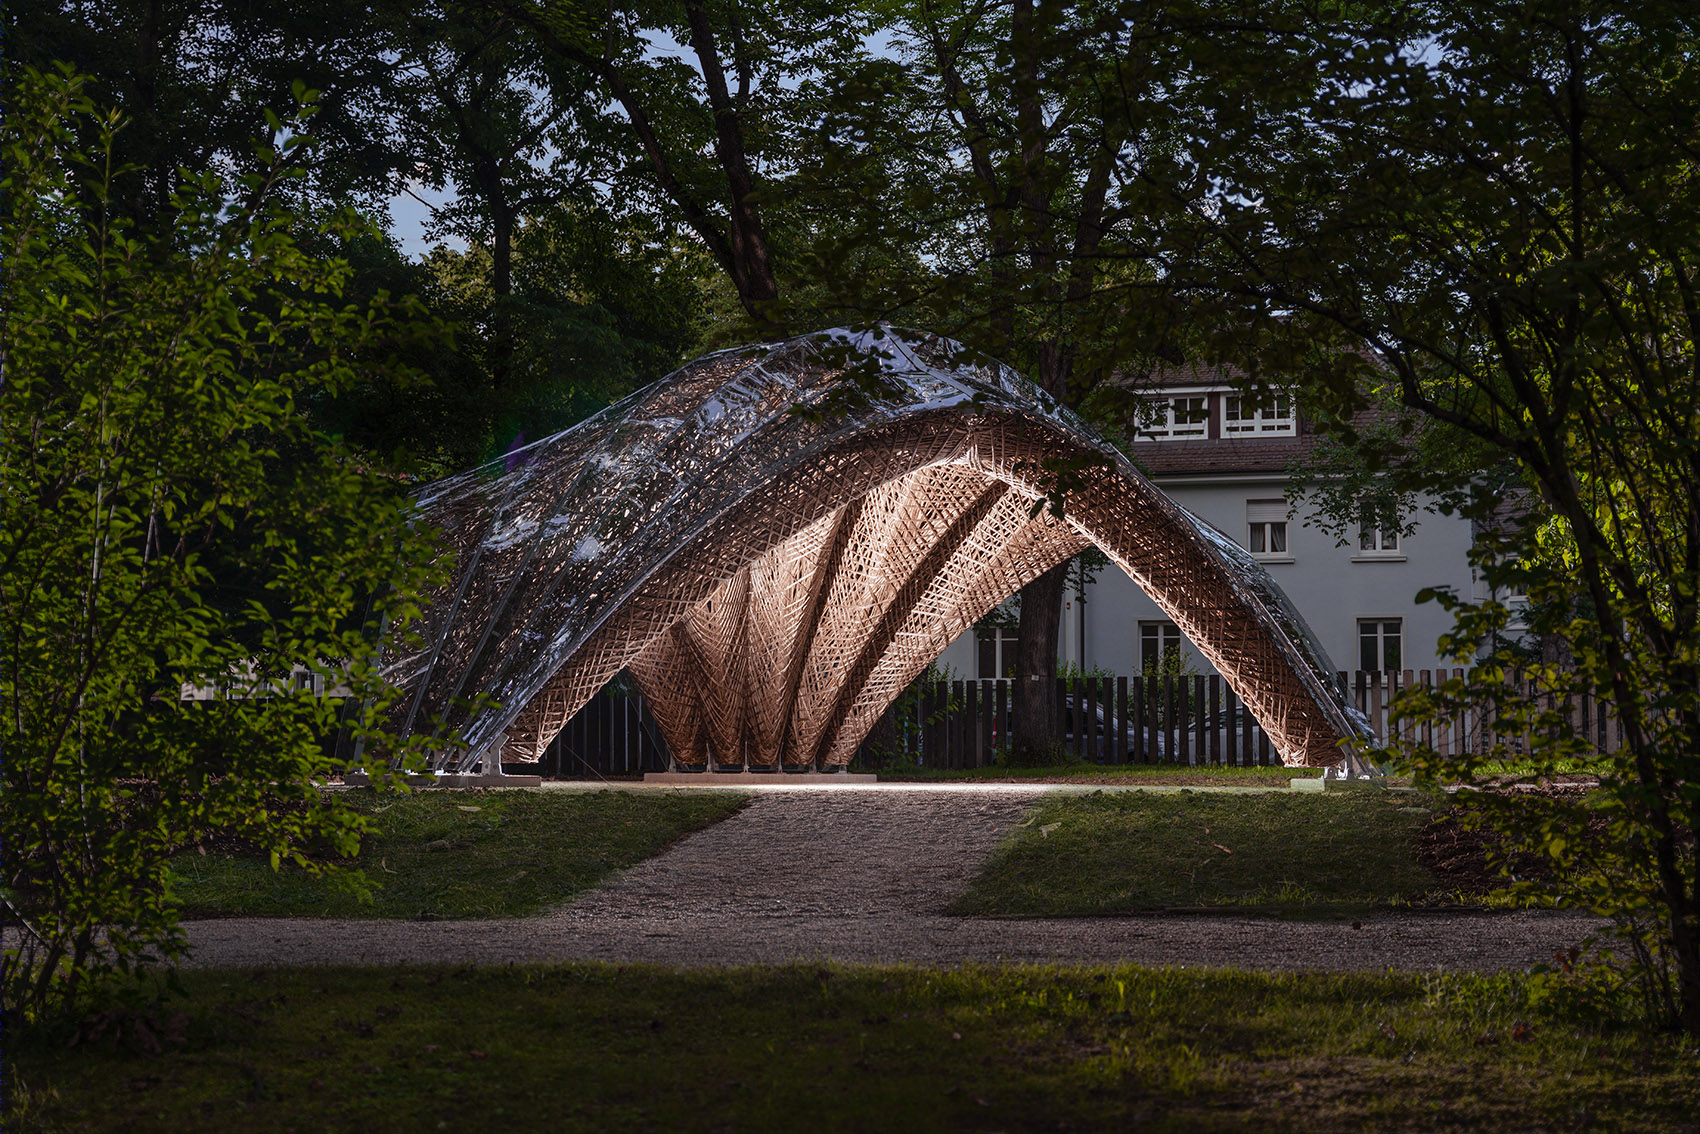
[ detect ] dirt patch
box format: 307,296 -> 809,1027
1417,781 -> 1608,895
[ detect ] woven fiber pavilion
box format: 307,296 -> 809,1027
384,327 -> 1368,773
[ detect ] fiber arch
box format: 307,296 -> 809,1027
385,328 -> 1366,770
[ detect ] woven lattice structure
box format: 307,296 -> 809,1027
385,328 -> 1367,771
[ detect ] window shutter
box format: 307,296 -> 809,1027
1246,498 -> 1288,523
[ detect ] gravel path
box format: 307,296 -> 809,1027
183,787 -> 1601,972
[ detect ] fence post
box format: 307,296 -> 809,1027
1114,676 -> 1129,764
612,694 -> 626,773
949,679 -> 964,769
1237,686 -> 1251,768
995,680 -> 1007,761
1129,675 -> 1143,761
1399,668 -> 1413,745
972,680 -> 986,768
1370,670 -> 1385,742
930,680 -> 942,768
1101,674 -> 1113,763
1054,676 -> 1067,760
1150,674 -> 1161,764
1156,680 -> 1169,768
1191,675 -> 1206,766
1206,676 -> 1219,764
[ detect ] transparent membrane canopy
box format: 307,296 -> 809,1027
384,328 -> 1369,771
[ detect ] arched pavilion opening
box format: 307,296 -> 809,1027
383,328 -> 1369,773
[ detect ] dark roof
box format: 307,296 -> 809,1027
1115,350 -> 1402,478
1132,434 -> 1315,477
1139,360 -> 1253,388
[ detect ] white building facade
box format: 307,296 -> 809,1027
938,371 -> 1478,681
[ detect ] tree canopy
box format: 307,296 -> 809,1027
0,68 -> 441,1016
1158,0 -> 1700,1033
7,0 -> 1698,1033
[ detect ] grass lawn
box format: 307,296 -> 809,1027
875,761 -> 1298,787
949,790 -> 1451,917
12,963 -> 1697,1132
167,789 -> 747,920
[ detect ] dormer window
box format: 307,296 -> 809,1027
1138,395 -> 1210,440
1223,391 -> 1295,436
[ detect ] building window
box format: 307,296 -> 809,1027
1358,618 -> 1403,671
1137,394 -> 1210,440
1224,390 -> 1294,435
1359,525 -> 1400,553
976,627 -> 1018,678
1246,498 -> 1290,559
1354,498 -> 1404,558
1140,620 -> 1184,672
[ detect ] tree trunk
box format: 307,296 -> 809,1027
682,2 -> 782,332
1676,904 -> 1700,1036
1011,561 -> 1068,762
488,184 -> 513,389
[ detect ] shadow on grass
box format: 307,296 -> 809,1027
168,789 -> 748,920
949,790 -> 1453,919
11,963 -> 1698,1133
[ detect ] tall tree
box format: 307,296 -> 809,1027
795,0 -> 1214,758
6,0 -> 419,226
509,0 -> 878,336
1,70 -> 441,1015
389,6 -> 604,388
1168,0 -> 1700,1033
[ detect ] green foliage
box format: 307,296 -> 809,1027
1171,0 -> 1700,1033
0,69 -> 443,1018
9,0 -> 419,225
1054,659 -> 1116,685
413,208 -> 712,468
1285,393 -> 1520,550
865,661 -> 965,770
168,788 -> 747,920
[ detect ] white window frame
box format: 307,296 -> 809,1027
1223,390 -> 1295,436
1353,524 -> 1405,561
1353,499 -> 1407,561
1358,525 -> 1400,552
1357,617 -> 1404,672
1136,393 -> 1211,441
1245,498 -> 1292,562
1485,557 -> 1530,632
1140,620 -> 1184,671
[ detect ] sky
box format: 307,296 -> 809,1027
388,182 -> 466,259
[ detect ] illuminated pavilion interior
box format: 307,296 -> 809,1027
383,328 -> 1368,773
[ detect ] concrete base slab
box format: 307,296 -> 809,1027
643,771 -> 878,784
335,773 -> 439,788
338,773 -> 545,788
434,774 -> 544,788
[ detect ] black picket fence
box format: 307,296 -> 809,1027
879,675 -> 1275,769
535,692 -> 672,778
535,667 -> 1632,777
1343,666 -> 1628,758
